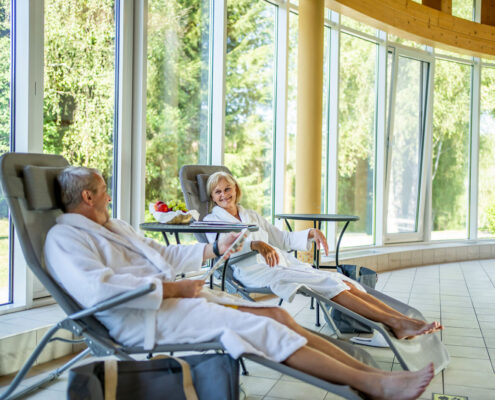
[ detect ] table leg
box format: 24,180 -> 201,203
174,232 -> 180,244
335,220 -> 350,268
161,232 -> 170,246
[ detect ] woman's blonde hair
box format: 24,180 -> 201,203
206,171 -> 242,205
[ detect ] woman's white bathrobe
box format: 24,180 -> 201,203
205,206 -> 365,302
43,213 -> 306,361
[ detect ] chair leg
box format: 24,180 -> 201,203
310,297 -> 315,309
278,298 -> 283,306
315,303 -> 321,327
239,357 -> 249,376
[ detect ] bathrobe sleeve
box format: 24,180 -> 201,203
115,220 -> 206,275
44,225 -> 164,311
250,210 -> 312,252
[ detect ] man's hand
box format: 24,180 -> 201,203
251,240 -> 279,267
217,232 -> 242,256
162,280 -> 205,299
308,228 -> 329,256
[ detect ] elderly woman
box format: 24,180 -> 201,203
204,171 -> 442,340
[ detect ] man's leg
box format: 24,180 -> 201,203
238,306 -> 433,400
285,346 -> 434,400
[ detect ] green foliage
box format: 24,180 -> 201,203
431,60 -> 471,232
43,0 -> 116,181
145,0 -> 209,205
485,204 -> 495,235
224,0 -> 276,217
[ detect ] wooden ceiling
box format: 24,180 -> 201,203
325,0 -> 495,59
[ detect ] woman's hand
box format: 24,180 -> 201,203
251,240 -> 279,267
308,229 -> 329,256
162,280 -> 205,299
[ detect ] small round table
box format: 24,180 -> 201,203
274,214 -> 359,327
274,214 -> 359,269
139,222 -> 259,245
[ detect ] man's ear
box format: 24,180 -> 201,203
81,189 -> 93,205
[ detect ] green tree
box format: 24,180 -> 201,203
43,0 -> 116,183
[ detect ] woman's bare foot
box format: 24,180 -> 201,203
365,363 -> 434,400
391,319 -> 443,339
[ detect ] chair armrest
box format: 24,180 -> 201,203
220,251 -> 258,291
67,283 -> 157,321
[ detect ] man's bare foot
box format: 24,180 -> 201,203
366,363 -> 434,400
391,319 -> 443,339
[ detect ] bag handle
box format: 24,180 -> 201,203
151,355 -> 199,400
104,360 -> 118,400
104,356 -> 199,400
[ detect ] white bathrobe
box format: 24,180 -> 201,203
205,206 -> 365,301
43,213 -> 306,361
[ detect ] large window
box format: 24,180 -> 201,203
43,0 -> 117,204
0,0 -> 10,305
431,59 -> 471,240
478,66 -> 495,238
337,32 -> 376,246
145,0 -> 210,214
385,54 -> 429,240
224,0 -> 276,217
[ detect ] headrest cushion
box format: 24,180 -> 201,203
196,174 -> 210,203
23,165 -> 65,210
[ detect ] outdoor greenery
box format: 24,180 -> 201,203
43,0 -> 115,187
2,0 -> 495,298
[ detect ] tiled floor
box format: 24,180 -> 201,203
2,259 -> 495,399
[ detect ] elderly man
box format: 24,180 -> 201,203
44,166 -> 433,400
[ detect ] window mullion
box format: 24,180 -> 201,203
469,58 -> 481,239
210,0 -> 226,165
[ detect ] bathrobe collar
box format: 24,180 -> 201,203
56,213 -> 171,275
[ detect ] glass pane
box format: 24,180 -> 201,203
386,57 -> 425,234
0,0 -> 11,305
285,11 -> 298,214
435,48 -> 472,60
43,0 -> 116,206
338,33 -> 376,246
340,15 -> 376,36
452,0 -> 474,20
431,60 -> 471,240
225,0 -> 276,217
145,0 -> 210,236
478,67 -> 495,238
387,33 -> 425,50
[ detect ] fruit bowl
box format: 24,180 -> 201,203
148,203 -> 199,224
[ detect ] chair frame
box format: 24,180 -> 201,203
179,164 -> 450,374
0,153 -> 369,400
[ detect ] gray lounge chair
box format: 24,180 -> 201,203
0,152 -> 376,400
179,164 -> 450,374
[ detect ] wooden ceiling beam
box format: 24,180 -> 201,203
325,0 -> 495,59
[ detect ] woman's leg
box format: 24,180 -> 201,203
331,284 -> 441,339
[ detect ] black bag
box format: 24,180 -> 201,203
67,354 -> 239,400
329,265 -> 378,333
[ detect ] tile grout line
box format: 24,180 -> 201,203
463,259 -> 495,376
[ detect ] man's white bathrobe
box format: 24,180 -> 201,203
44,213 -> 306,361
205,206 -> 365,302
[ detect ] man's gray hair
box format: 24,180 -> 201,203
58,166 -> 102,211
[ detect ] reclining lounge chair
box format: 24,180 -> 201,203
179,164 -> 450,375
0,152 -> 376,400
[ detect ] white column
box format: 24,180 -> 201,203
130,0 -> 148,229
